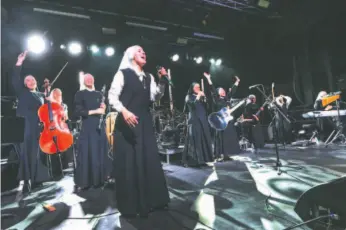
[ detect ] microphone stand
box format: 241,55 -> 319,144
254,86 -> 301,175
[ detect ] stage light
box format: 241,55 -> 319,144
68,42 -> 82,55
27,34 -> 46,54
215,59 -> 222,66
105,47 -> 115,56
209,58 -> 215,64
60,44 -> 66,49
171,54 -> 179,62
90,45 -> 99,53
195,56 -> 203,64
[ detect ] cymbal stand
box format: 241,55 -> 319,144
325,100 -> 345,147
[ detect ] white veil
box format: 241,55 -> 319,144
117,45 -> 140,72
79,72 -> 95,90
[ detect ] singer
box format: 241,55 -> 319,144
73,73 -> 111,191
274,94 -> 292,144
108,45 -> 170,217
182,81 -> 213,167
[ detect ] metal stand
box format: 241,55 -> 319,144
325,100 -> 345,146
254,86 -> 300,175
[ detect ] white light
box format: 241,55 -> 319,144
195,56 -> 203,64
68,42 -> 82,55
215,59 -> 222,66
27,35 -> 46,54
105,47 -> 115,56
172,54 -> 179,62
60,44 -> 66,49
90,45 -> 99,53
209,58 -> 215,64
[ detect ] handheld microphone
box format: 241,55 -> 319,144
249,84 -> 262,90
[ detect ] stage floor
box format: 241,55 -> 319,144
1,144 -> 345,230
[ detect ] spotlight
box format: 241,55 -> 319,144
90,45 -> 99,53
105,47 -> 115,56
215,59 -> 222,66
195,56 -> 203,64
209,58 -> 215,64
27,34 -> 46,54
171,54 -> 179,62
60,44 -> 66,49
68,42 -> 82,55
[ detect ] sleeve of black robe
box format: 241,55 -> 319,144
74,91 -> 89,118
12,65 -> 24,96
227,84 -> 238,100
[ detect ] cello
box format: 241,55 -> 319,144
38,63 -> 73,154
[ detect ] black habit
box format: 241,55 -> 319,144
182,83 -> 214,166
113,68 -> 170,216
208,84 -> 241,158
11,66 -> 51,185
74,89 -> 111,188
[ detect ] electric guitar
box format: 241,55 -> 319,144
208,98 -> 246,131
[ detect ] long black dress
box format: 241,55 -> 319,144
11,65 -> 51,185
182,83 -> 213,167
74,89 -> 111,188
113,68 -> 170,216
209,84 -> 240,158
274,100 -> 292,144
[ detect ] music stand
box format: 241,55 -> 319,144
254,86 -> 301,175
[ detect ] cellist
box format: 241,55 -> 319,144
47,88 -> 69,179
12,51 -> 51,193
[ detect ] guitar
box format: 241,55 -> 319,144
208,98 -> 246,131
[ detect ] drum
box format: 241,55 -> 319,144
105,112 -> 118,146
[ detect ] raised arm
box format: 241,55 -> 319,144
227,76 -> 240,99
12,52 -> 28,96
203,72 -> 217,104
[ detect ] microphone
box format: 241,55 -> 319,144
249,84 -> 261,89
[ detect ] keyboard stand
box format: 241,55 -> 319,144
325,100 -> 345,147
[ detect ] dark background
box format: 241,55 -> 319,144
2,0 -> 346,117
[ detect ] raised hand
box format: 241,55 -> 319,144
16,51 -> 28,66
203,72 -> 211,80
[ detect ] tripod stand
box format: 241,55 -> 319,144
325,99 -> 346,147
255,86 -> 299,175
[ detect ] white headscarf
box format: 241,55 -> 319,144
79,72 -> 95,91
316,91 -> 327,100
117,45 -> 141,72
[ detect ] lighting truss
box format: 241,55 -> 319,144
200,0 -> 269,16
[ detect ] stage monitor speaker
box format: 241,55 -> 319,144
1,144 -> 20,192
294,176 -> 346,229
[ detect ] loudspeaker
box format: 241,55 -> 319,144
1,144 -> 20,192
294,177 -> 346,229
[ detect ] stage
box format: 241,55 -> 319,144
1,144 -> 345,230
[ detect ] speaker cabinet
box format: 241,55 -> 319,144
294,177 -> 346,229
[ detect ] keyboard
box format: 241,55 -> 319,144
302,110 -> 346,118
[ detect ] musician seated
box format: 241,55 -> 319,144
313,91 -> 335,141
314,91 -> 333,111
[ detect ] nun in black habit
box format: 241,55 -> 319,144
203,73 -> 241,161
182,81 -> 214,167
108,45 -> 170,217
11,51 -> 51,191
73,73 -> 111,190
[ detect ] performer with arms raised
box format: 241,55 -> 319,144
108,45 -> 170,217
182,80 -> 213,167
73,73 -> 111,190
12,51 -> 50,192
274,94 -> 292,144
203,73 -> 241,161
